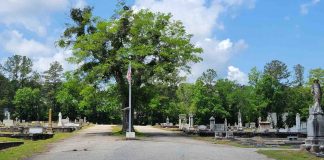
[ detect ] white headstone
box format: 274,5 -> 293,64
271,112 -> 277,127
3,120 -> 14,127
4,111 -> 10,120
296,113 -> 301,131
282,112 -> 288,129
58,112 -> 63,127
210,116 -> 215,131
29,127 -> 44,134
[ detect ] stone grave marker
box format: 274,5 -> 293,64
209,116 -> 215,131
29,127 -> 44,134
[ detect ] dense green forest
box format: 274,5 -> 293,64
0,5 -> 323,128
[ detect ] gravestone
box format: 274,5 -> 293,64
258,121 -> 271,132
245,123 -> 250,128
178,114 -> 186,129
188,114 -> 194,128
271,112 -> 278,128
301,122 -> 307,132
282,112 -> 289,129
301,80 -> 324,153
296,113 -> 301,132
224,118 -> 234,139
198,125 -> 207,131
57,112 -> 63,127
267,113 -> 273,129
3,111 -> 14,127
29,127 -> 44,134
258,117 -> 271,132
84,117 -> 87,123
215,124 -> 225,131
250,122 -> 256,128
61,117 -> 70,126
46,108 -> 53,134
166,117 -> 169,124
209,116 -> 215,131
238,110 -> 243,131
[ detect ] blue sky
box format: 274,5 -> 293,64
0,0 -> 323,84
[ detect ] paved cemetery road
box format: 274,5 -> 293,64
30,125 -> 273,160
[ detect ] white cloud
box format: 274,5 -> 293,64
227,65 -> 248,85
0,0 -> 86,72
0,0 -> 70,36
300,0 -> 320,15
134,0 -> 252,82
74,0 -> 88,9
33,50 -> 75,72
0,30 -> 74,72
0,30 -> 52,57
189,39 -> 247,81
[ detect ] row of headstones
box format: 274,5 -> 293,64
258,112 -> 307,132
57,112 -> 86,127
1,111 -> 24,127
196,111 -> 307,133
1,111 -> 86,128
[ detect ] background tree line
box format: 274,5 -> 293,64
0,54 -> 323,127
0,4 -> 323,128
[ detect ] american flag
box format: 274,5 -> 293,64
126,63 -> 131,83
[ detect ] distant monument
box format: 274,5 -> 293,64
311,79 -> 322,113
238,110 -> 243,131
57,112 -> 63,127
3,110 -> 14,127
302,79 -> 324,152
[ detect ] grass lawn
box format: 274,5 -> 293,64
0,133 -> 73,160
257,150 -> 322,160
0,124 -> 93,160
192,136 -> 252,148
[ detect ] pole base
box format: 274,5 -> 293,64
126,132 -> 136,139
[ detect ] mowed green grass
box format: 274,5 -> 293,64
0,133 -> 73,160
257,150 -> 323,160
0,124 -> 94,160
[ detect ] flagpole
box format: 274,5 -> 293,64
128,63 -> 131,132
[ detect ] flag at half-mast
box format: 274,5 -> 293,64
126,63 -> 131,83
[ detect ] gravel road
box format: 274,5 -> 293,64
30,125 -> 272,160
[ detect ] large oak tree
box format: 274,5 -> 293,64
59,6 -> 202,131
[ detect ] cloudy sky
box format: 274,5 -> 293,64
0,0 -> 323,84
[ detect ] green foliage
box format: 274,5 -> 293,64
59,6 -> 202,130
0,5 -> 322,128
13,87 -> 43,121
2,55 -> 33,88
309,68 -> 324,84
0,132 -> 75,160
56,72 -> 82,120
264,60 -> 290,83
43,61 -> 63,119
293,64 -> 305,86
